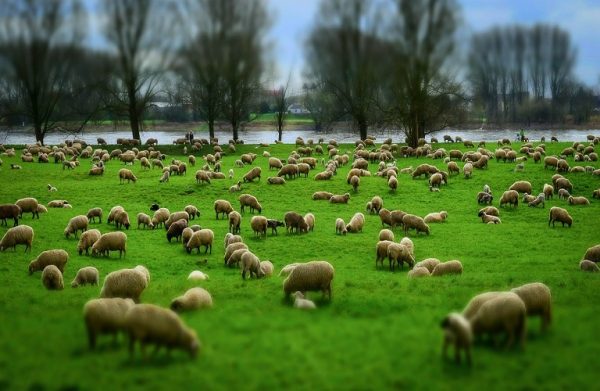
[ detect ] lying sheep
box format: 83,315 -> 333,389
511,282 -> 552,332
185,229 -> 214,254
414,258 -> 440,273
441,313 -> 472,365
125,304 -> 199,358
267,176 -> 286,185
283,261 -> 334,300
329,193 -> 350,204
0,224 -> 34,252
470,292 -> 527,349
240,251 -> 266,279
431,260 -> 463,276
312,191 -> 334,200
478,211 -> 501,224
29,249 -> 68,274
188,270 -> 209,281
100,266 -> 149,303
83,297 -> 135,349
407,266 -> 431,278
476,192 -> 493,205
548,206 -> 572,228
64,215 -> 89,239
580,260 -> 599,272
346,212 -> 365,233
86,207 -> 102,223
568,196 -> 590,206
335,218 -> 347,235
214,200 -> 234,219
402,214 -> 430,236
71,266 -> 99,287
229,181 -> 242,192
42,265 -> 64,290
499,190 -> 519,208
424,211 -> 448,223
170,287 -> 213,312
91,231 -> 127,258
293,291 -> 317,309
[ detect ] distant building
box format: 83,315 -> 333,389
287,103 -> 310,114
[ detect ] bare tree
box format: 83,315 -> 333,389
272,73 -> 293,142
0,0 -> 87,144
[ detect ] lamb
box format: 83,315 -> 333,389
170,287 -> 213,312
583,244 -> 600,263
91,231 -> 127,258
151,208 -> 170,228
83,297 -> 135,349
71,266 -> 99,287
0,224 -> 34,252
0,203 -> 21,226
509,180 -> 532,194
293,291 -> 317,310
335,218 -> 347,235
15,197 -> 39,219
229,181 -> 242,192
580,260 -> 600,272
478,211 -> 501,224
414,258 -> 440,273
184,205 -> 200,220
41,265 -> 64,290
304,213 -> 315,232
283,261 -> 334,300
214,200 -> 234,219
185,229 -> 214,254
402,214 -> 430,236
329,193 -> 350,204
387,243 -> 415,271
86,207 -> 102,223
548,206 -> 572,228
239,194 -> 262,214
379,229 -> 394,241
100,266 -> 149,303
64,215 -> 89,238
118,168 -> 137,184
240,251 -> 266,279
48,199 -> 69,208
477,192 -> 493,205
441,313 -> 472,365
28,249 -> 68,274
557,188 -> 571,200
266,219 -> 285,235
242,167 -> 262,182
499,190 -> 519,208
568,196 -> 590,206
423,211 -> 448,223
346,212 -> 365,233
431,260 -> 463,276
528,193 -> 545,208
188,270 -> 210,281
228,168 -> 234,179
388,176 -> 398,192
137,213 -> 154,229
312,191 -> 333,200
167,219 -> 188,242
260,260 -> 274,276
250,215 -> 268,237
407,266 -> 431,278
164,211 -> 189,230
510,282 -> 552,332
469,292 -> 527,349
124,304 -> 199,358
229,211 -> 242,234
267,176 -> 286,185
77,229 -> 101,255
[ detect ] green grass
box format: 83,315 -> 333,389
0,140 -> 599,391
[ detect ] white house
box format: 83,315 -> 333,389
287,103 -> 310,114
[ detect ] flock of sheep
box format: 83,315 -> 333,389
1,133 -> 599,364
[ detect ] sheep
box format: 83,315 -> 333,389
431,260 -> 463,276
335,218 -> 347,235
555,177 -> 573,194
349,175 -> 361,192
387,243 -> 415,271
463,162 -> 473,178
312,191 -> 334,200
229,181 -> 242,192
64,215 -> 89,239
243,167 -> 262,182
137,213 -> 154,229
329,193 -> 350,204
224,242 -> 249,265
228,211 -> 242,234
284,211 -> 309,234
113,210 -> 131,230
15,197 -> 39,219
314,170 -> 333,181
185,229 -> 214,254
0,204 -> 21,227
557,188 -> 571,200
118,168 -> 137,184
41,265 -> 64,290
28,249 -> 69,275
91,231 -> 127,258
47,199 -> 69,208
388,176 -> 398,192
260,260 -> 274,276
71,266 -> 99,287
499,190 -> 519,208
476,192 -> 493,205
283,261 -> 334,300
188,270 -> 210,281
76,229 -> 101,256
414,258 -> 441,273
167,219 -> 188,242
528,193 -> 545,208
240,251 -> 265,279
293,291 -> 317,310
429,172 -> 444,188
83,297 -> 135,349
441,313 -> 472,365
379,229 -> 394,241
164,211 -> 189,230
346,212 -> 365,233
509,180 -> 532,194
461,291 -> 504,320
226,248 -> 249,268
264,219 -> 284,235
593,189 -> 600,199
214,200 -> 234,219
583,244 -> 600,263
124,303 -> 199,358
402,214 -> 430,236
267,176 -> 286,185
407,266 -> 431,278
268,157 -> 283,170
510,282 -> 552,332
195,170 -> 211,185
184,205 -> 200,220
107,205 -> 125,225
100,266 -> 149,303
548,206 -> 572,228
239,194 -> 262,214
543,184 -> 554,200
0,225 -> 34,252
86,207 -> 102,224
47,184 -> 57,192
170,287 -> 213,312
375,240 -> 394,269
278,263 -> 300,277
478,211 -> 501,224
250,215 -> 268,237
568,196 -> 590,206
304,213 -> 315,232
580,260 -> 599,272
151,208 -> 170,228
423,211 -> 448,223
469,292 -> 527,349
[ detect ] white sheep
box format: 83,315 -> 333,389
407,266 -> 430,278
185,229 -> 214,254
71,266 -> 99,287
283,261 -> 334,300
0,224 -> 34,252
77,229 -> 101,255
170,287 -> 213,312
414,258 -> 440,273
260,260 -> 274,276
64,215 -> 89,238
335,218 -> 347,235
188,270 -> 210,281
293,291 -> 317,310
83,297 -> 135,349
441,313 -> 472,365
240,251 -> 265,279
431,260 -> 463,276
470,292 -> 527,349
510,282 -> 552,332
91,232 -> 127,258
100,266 -> 148,303
28,249 -> 68,274
42,265 -> 64,290
278,263 -> 300,277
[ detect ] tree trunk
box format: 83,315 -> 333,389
358,120 -> 367,141
208,119 -> 215,140
277,127 -> 282,142
128,88 -> 141,140
232,118 -> 238,141
34,124 -> 44,145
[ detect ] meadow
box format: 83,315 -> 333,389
0,138 -> 599,391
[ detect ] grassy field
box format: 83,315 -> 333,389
0,139 -> 599,391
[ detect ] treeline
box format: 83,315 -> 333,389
0,0 -> 596,147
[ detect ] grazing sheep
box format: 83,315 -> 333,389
77,229 -> 101,256
379,229 -> 394,241
229,181 -> 242,192
528,193 -> 545,208
407,266 -> 431,278
568,196 -> 590,206
239,194 -> 262,214
543,184 -> 554,200
243,167 -> 262,182
431,260 -> 463,276
100,266 -> 149,303
226,248 -> 250,268
470,292 -> 527,349
195,170 -> 211,185
583,244 -> 600,263
185,229 -> 214,254
388,176 -> 398,192
113,210 -> 131,230
267,176 -> 286,185
499,190 -> 519,208
170,287 -> 213,312
557,188 -> 571,200
164,211 -> 190,230
260,260 -> 274,276
462,291 -> 503,320
346,212 -> 365,233
314,170 -> 333,181
375,240 -> 393,269
83,297 -> 135,349
184,205 -> 200,220
429,172 -> 444,188
240,251 -> 266,279
510,282 -> 552,332
228,211 -> 242,234
414,258 -> 441,273
0,224 -> 34,252
366,196 -> 383,214
223,242 -> 249,265
555,177 -> 573,194
28,249 -> 68,275
0,203 -> 21,227
463,162 -> 473,178
304,213 -> 315,232
167,219 -> 188,242
15,197 -> 39,219
91,231 -> 127,258
402,214 -> 430,236
268,157 -> 283,170
548,206 -> 572,228
350,175 -> 360,192
284,212 -> 308,234
478,211 -> 501,224
118,168 -> 137,184
266,219 -> 285,235
86,207 -> 102,224
137,213 -> 154,229
71,266 -> 99,287
335,218 -> 347,235
283,261 -> 334,300
312,191 -> 334,200
329,193 -> 350,204
580,260 -> 599,272
387,243 -> 415,271
477,192 -> 493,205
423,211 -> 448,223
441,313 -> 472,365
214,200 -> 234,219
124,304 -> 199,358
509,180 -> 533,194
64,215 -> 89,238
293,291 -> 317,310
107,205 -> 125,225
250,215 -> 267,237
151,208 -> 170,228
188,270 -> 209,281
41,265 -> 64,290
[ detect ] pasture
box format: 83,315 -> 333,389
0,139 -> 598,391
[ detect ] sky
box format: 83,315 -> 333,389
266,0 -> 600,92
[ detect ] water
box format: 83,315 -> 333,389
0,127 -> 598,145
